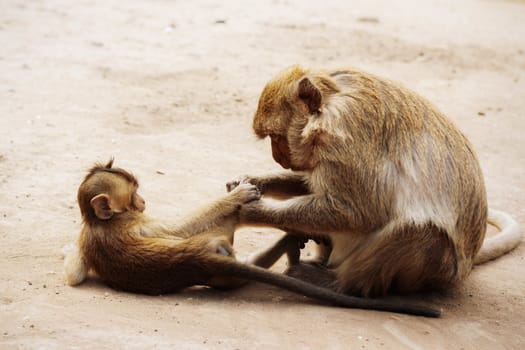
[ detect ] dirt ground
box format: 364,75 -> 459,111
1,0 -> 524,349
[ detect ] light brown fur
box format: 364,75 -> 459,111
64,160 -> 440,317
230,65 -> 521,297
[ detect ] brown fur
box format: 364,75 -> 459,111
229,65 -> 520,297
64,160 -> 441,317
71,159 -> 266,293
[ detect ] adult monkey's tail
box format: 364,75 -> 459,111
475,209 -> 521,264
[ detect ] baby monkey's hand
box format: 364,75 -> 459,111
227,183 -> 261,204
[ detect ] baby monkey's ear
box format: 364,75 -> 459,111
90,194 -> 114,220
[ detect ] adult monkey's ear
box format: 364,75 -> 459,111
297,77 -> 322,114
90,194 -> 114,220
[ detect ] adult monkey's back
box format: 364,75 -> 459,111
228,65 -> 521,297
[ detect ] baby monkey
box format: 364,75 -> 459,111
64,160 -> 440,317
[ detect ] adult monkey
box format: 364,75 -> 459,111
228,65 -> 521,297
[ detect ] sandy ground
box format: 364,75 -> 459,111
1,0 -> 524,348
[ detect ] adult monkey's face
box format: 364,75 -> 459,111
270,134 -> 292,169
